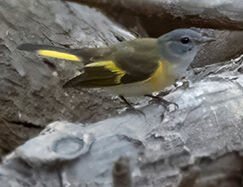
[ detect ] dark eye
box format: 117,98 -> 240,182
180,37 -> 190,44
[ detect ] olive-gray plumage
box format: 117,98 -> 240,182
17,28 -> 214,96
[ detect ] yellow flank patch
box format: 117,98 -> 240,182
85,61 -> 126,83
144,60 -> 164,91
38,50 -> 80,61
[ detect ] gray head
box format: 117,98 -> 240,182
158,28 -> 214,78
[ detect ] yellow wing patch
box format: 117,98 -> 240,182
85,61 -> 126,84
38,50 -> 80,61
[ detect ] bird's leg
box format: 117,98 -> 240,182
119,95 -> 145,116
119,95 -> 134,109
145,94 -> 178,110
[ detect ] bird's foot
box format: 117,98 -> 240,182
119,95 -> 145,116
145,94 -> 178,112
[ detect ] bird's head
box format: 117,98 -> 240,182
158,28 -> 214,78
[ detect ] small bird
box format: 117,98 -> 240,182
17,29 -> 214,109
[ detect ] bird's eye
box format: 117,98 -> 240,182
180,37 -> 190,44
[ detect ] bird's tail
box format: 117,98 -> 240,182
17,43 -> 81,62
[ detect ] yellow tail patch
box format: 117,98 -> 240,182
85,61 -> 126,83
38,50 -> 80,61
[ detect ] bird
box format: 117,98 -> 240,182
17,28 -> 214,109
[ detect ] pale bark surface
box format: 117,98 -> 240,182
0,0 -> 243,186
72,0 -> 243,67
0,59 -> 243,187
0,0 -> 134,155
71,0 -> 243,31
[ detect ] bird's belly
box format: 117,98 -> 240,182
106,73 -> 168,97
106,81 -> 157,96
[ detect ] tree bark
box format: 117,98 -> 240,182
0,59 -> 243,187
69,0 -> 243,33
0,0 -> 135,156
69,0 -> 243,67
0,0 -> 243,186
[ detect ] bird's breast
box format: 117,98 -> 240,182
143,60 -> 174,92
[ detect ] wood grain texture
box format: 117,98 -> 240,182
0,0 -> 135,156
0,57 -> 243,187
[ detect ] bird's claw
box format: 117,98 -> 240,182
146,94 -> 178,112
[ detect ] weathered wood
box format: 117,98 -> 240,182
71,0 -> 243,67
0,0 -> 135,156
0,59 -> 243,186
0,0 -> 243,186
70,0 -> 243,32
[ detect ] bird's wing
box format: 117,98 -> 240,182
63,60 -> 127,88
115,38 -> 160,84
64,38 -> 160,88
18,39 -> 160,88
